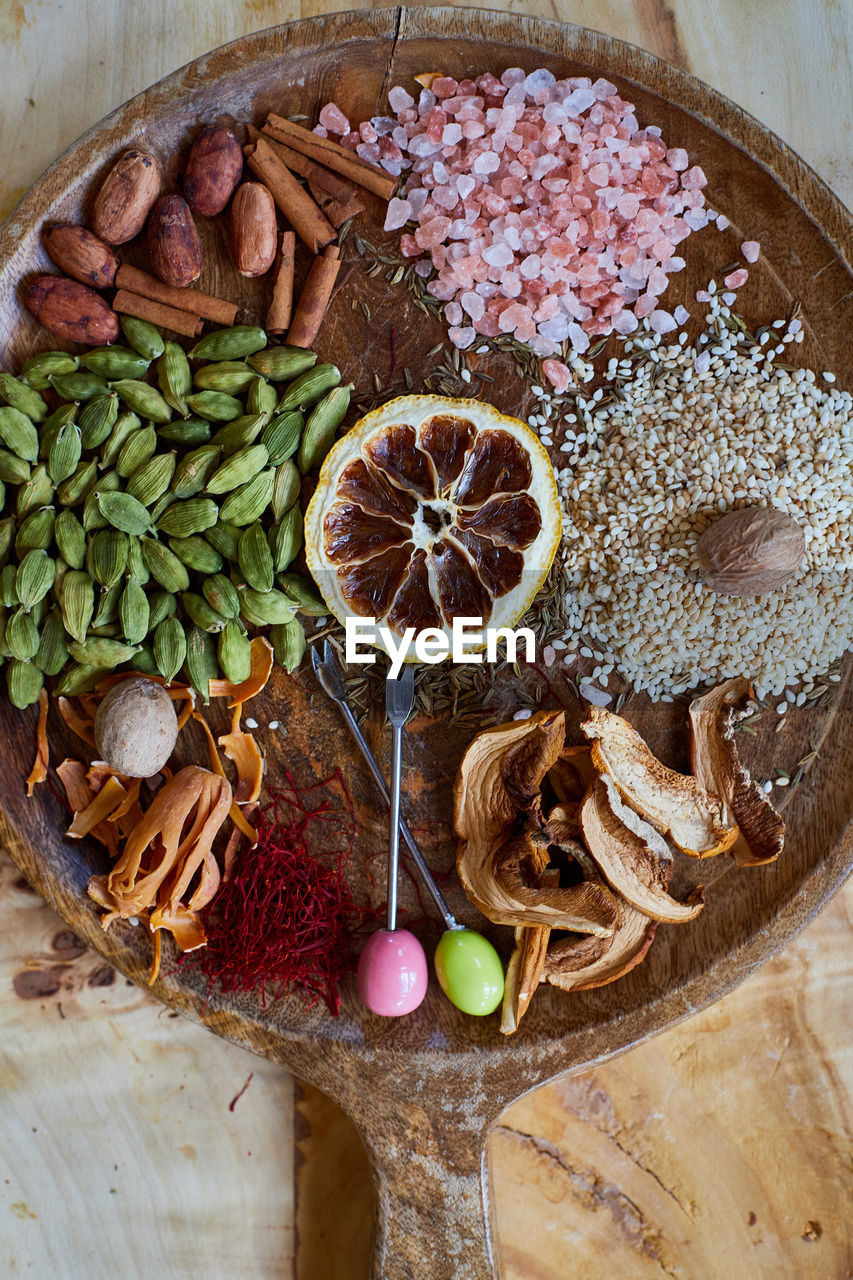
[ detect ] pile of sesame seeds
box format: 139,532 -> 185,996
535,285 -> 853,702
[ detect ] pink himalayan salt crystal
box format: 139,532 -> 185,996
716,214 -> 730,230
460,290 -> 485,321
741,240 -> 760,263
384,197 -> 412,232
319,103 -> 350,135
448,325 -> 476,349
388,85 -> 414,112
649,309 -> 677,334
724,268 -> 749,289
542,358 -> 572,392
416,216 -> 451,249
312,125 -> 329,139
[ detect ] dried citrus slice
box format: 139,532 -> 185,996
304,395 -> 561,648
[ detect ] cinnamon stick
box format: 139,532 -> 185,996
266,231 -> 296,334
249,125 -> 367,229
264,113 -> 396,202
244,136 -> 336,255
115,264 -> 237,326
113,289 -> 203,338
287,245 -> 342,348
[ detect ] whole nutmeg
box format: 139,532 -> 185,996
147,195 -> 203,287
695,506 -> 805,596
43,224 -> 119,289
230,182 -> 277,276
23,275 -> 120,345
184,125 -> 243,216
91,148 -> 162,245
94,677 -> 179,778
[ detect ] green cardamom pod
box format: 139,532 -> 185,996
141,537 -> 190,593
131,644 -> 158,675
69,636 -> 140,667
16,549 -> 54,610
189,326 -> 267,362
238,521 -> 274,591
210,413 -> 267,455
268,505 -> 303,573
0,563 -> 19,606
270,617 -> 307,673
21,350 -> 78,390
181,590 -> 227,633
91,529 -> 129,588
156,497 -> 219,538
219,468 -> 275,526
55,662 -> 108,696
113,379 -> 172,424
157,341 -> 192,417
30,595 -> 50,628
0,405 -> 39,462
7,607 -> 40,661
203,573 -> 240,619
35,609 -> 68,676
78,393 -> 119,449
15,507 -> 55,556
185,626 -> 218,703
246,376 -> 279,418
120,315 -> 165,361
238,585 -> 299,627
193,361 -> 256,394
0,371 -> 49,422
82,470 -> 121,532
0,518 -> 16,571
101,411 -> 142,468
7,659 -> 44,708
158,416 -> 211,447
0,448 -> 31,485
262,411 -> 303,466
47,420 -> 82,484
81,345 -> 150,380
153,616 -> 186,685
148,491 -> 175,526
205,443 -> 269,495
185,390 -> 244,423
248,346 -> 317,381
0,608 -> 9,659
204,520 -> 241,561
168,535 -> 223,574
90,623 -> 121,639
92,580 -> 122,628
55,510 -> 87,570
56,458 -> 99,507
39,403 -> 77,460
171,444 -> 221,499
126,451 -> 176,506
277,363 -> 341,413
115,423 -> 157,478
59,570 -> 95,642
297,385 -> 351,473
271,460 -> 300,521
126,536 -> 149,585
49,371 -> 110,402
217,618 -> 252,683
119,578 -> 150,644
147,590 -> 177,629
276,572 -> 328,616
97,491 -> 152,537
17,465 -> 55,518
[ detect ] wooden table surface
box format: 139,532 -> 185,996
1,3 -> 851,1277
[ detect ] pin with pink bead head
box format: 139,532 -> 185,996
357,665 -> 428,1017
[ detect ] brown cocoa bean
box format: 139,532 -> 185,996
91,149 -> 162,245
42,224 -> 119,289
23,275 -> 120,345
147,195 -> 203,288
184,125 -> 243,217
230,182 -> 277,277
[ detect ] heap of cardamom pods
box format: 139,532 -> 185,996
0,318 -> 350,707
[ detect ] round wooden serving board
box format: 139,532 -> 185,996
0,9 -> 851,1278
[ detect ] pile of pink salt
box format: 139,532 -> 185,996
317,68 -> 713,384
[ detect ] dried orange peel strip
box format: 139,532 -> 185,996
218,704 -> 264,804
68,776 -> 128,839
208,637 -> 274,706
26,689 -> 50,797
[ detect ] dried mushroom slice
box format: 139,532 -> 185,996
304,395 -> 561,654
580,776 -> 706,923
688,678 -> 785,866
545,909 -> 657,993
582,705 -> 738,857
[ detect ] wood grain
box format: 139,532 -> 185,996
1,4 -> 851,1279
